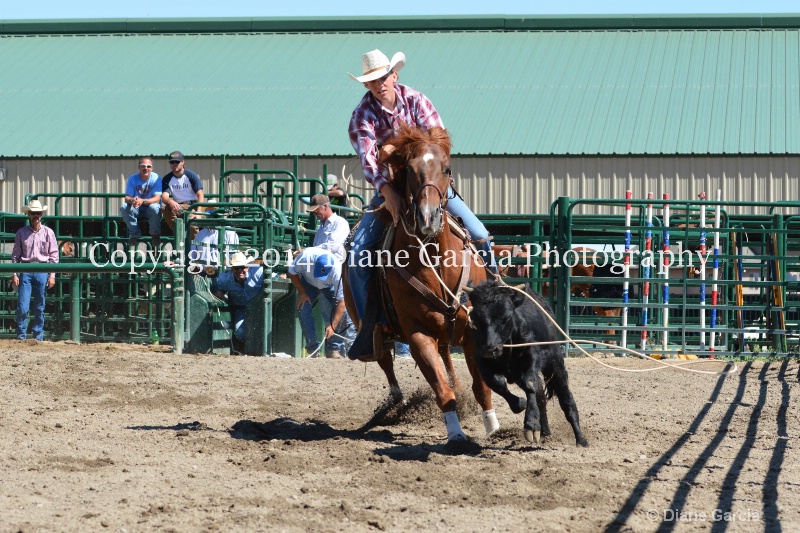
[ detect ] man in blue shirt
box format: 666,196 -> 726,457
288,247 -> 355,359
120,157 -> 163,249
213,252 -> 264,349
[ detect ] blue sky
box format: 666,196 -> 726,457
2,0 -> 799,19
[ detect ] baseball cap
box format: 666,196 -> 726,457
168,151 -> 184,162
313,253 -> 335,280
306,193 -> 330,212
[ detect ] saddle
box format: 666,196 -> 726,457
375,212 -> 485,347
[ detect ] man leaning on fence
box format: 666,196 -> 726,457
11,199 -> 59,341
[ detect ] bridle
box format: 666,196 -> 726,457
405,164 -> 454,236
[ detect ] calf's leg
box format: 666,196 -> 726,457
474,357 -> 526,414
519,369 -> 544,444
546,364 -> 589,447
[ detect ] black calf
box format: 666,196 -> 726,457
468,279 -> 589,447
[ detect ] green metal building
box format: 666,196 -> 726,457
1,14 -> 800,215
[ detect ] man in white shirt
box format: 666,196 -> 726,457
306,193 -> 350,263
288,247 -> 355,359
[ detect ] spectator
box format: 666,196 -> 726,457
288,246 -> 355,359
120,157 -> 162,249
11,199 -> 59,341
190,201 -> 240,275
161,151 -> 204,238
325,174 -> 349,208
306,193 -> 350,263
212,252 -> 264,351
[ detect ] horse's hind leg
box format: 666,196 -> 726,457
376,344 -> 403,402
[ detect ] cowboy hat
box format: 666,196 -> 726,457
348,49 -> 406,83
22,199 -> 48,214
229,252 -> 249,268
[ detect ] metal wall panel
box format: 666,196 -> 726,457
1,156 -> 798,217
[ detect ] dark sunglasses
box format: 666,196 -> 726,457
232,266 -> 246,271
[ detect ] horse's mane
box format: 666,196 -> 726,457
379,123 -> 451,191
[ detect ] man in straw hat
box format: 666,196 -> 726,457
213,252 -> 264,352
11,199 -> 60,341
346,48 -> 495,361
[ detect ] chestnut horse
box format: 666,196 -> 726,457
342,124 -> 498,443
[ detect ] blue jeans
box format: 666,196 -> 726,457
231,307 -> 247,341
395,342 -> 411,357
297,279 -> 355,355
349,191 -> 494,320
120,203 -> 162,239
16,272 -> 49,340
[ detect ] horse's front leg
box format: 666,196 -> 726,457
376,344 -> 403,402
463,330 -> 504,437
409,331 -> 465,441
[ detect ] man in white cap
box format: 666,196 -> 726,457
213,252 -> 264,350
288,246 -> 355,359
189,200 -> 239,274
346,48 -> 495,361
11,199 -> 60,341
306,193 -> 350,263
325,174 -> 348,208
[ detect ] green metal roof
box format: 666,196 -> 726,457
2,14 -> 800,158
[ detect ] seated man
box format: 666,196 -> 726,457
288,246 -> 355,359
161,151 -> 204,237
212,252 -> 263,351
120,157 -> 162,249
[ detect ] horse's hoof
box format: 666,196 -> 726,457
448,432 -> 469,443
389,386 -> 403,403
524,430 -> 541,444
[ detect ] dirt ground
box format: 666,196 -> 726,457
0,340 -> 798,533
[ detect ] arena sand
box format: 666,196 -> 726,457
0,340 -> 798,532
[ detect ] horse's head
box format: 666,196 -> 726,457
381,124 -> 452,236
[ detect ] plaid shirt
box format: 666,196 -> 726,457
348,83 -> 443,192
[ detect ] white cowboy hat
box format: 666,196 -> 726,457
348,49 -> 406,83
21,199 -> 48,213
229,252 -> 249,268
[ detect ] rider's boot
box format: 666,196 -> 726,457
347,289 -> 381,362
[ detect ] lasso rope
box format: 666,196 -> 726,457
492,281 -> 738,376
